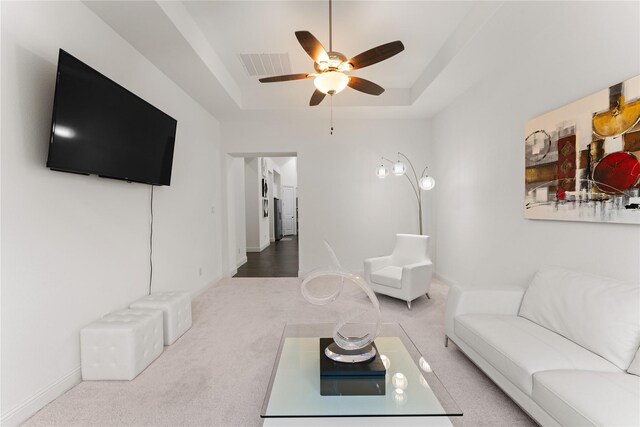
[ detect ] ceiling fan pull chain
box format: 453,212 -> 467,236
331,95 -> 334,135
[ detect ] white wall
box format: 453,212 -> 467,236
258,158 -> 270,248
269,156 -> 297,235
222,119 -> 434,274
431,1 -> 640,287
272,157 -> 297,188
267,170 -> 275,241
243,158 -> 260,251
226,156 -> 246,271
0,2 -> 223,424
272,169 -> 281,199
243,157 -> 270,252
271,168 -> 282,241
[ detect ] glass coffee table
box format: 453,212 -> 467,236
261,323 -> 461,426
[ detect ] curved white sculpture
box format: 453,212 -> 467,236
301,241 -> 381,362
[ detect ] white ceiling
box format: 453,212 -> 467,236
85,1 -> 510,121
184,1 -> 473,89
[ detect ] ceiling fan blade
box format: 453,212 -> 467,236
310,89 -> 327,106
295,31 -> 329,62
347,77 -> 385,96
259,73 -> 311,83
347,41 -> 405,70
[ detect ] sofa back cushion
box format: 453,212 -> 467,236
519,266 -> 640,370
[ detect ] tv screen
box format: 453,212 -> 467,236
47,49 -> 177,186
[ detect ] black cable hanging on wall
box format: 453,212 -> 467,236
149,185 -> 154,295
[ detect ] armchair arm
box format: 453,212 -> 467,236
364,256 -> 391,284
444,284 -> 527,339
401,261 -> 433,296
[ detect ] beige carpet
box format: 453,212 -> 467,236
23,278 -> 536,426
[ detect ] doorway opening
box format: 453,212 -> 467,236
226,154 -> 299,277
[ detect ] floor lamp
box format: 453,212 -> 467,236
375,152 -> 435,235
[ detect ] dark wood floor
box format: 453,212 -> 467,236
233,235 -> 299,277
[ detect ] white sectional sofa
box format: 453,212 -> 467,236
445,266 -> 640,426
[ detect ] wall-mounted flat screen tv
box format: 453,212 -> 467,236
47,49 -> 177,186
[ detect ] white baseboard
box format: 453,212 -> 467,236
2,277 -> 222,427
236,256 -> 247,268
224,256 -> 248,277
434,272 -> 456,287
190,275 -> 222,299
224,257 -> 246,278
246,242 -> 269,252
1,367 -> 81,427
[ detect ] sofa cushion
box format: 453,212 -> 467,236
519,266 -> 640,370
455,314 -> 620,395
370,266 -> 402,289
628,347 -> 640,377
532,370 -> 640,427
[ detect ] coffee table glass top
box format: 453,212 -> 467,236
261,323 -> 462,418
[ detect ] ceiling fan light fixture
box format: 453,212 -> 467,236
257,0 -> 405,110
314,71 -> 349,95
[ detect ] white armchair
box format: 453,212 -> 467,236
364,234 -> 433,310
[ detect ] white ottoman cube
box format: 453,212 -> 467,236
130,291 -> 192,345
80,309 -> 163,380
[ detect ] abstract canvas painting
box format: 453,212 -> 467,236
524,75 -> 640,224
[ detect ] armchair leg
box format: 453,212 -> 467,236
407,300 -> 412,310
445,335 -> 449,347
426,293 -> 431,299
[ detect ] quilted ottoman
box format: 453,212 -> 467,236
130,291 -> 192,345
80,309 -> 163,380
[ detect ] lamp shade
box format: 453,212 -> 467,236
314,71 -> 349,95
376,165 -> 389,178
392,161 -> 407,176
419,176 -> 436,190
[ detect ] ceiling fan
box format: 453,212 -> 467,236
258,0 -> 405,106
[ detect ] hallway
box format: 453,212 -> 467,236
234,235 -> 299,277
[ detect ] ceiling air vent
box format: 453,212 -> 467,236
239,53 -> 292,77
